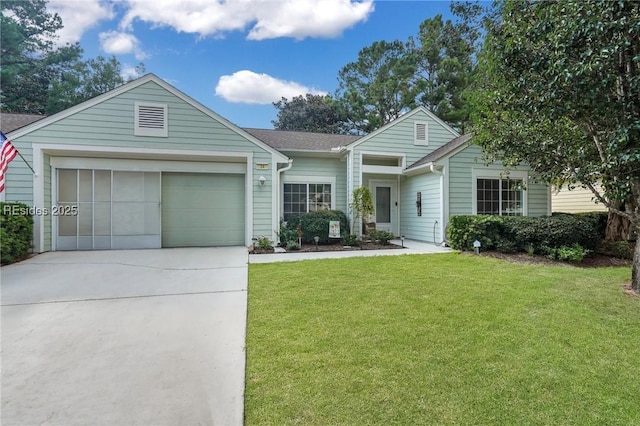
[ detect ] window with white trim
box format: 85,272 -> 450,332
135,102 -> 168,137
414,121 -> 428,146
283,183 -> 332,220
477,177 -> 524,216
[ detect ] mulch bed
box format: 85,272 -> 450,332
250,241 -> 404,254
474,250 -> 632,268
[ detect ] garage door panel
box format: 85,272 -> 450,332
162,173 -> 245,247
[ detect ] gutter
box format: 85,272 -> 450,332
275,159 -> 294,225
429,164 -> 446,245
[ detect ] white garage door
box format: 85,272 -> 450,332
161,173 -> 245,247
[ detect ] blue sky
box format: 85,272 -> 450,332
47,0 -> 456,128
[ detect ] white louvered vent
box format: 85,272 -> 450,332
135,102 -> 168,137
414,122 -> 428,146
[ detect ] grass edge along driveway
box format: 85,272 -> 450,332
245,253 -> 638,425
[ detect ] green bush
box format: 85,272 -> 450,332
1,202 -> 34,264
447,215 -> 505,251
596,240 -> 634,260
369,230 -> 395,245
255,236 -> 273,251
553,244 -> 590,262
447,213 -> 605,254
278,221 -> 299,247
286,210 -> 349,244
342,234 -> 361,246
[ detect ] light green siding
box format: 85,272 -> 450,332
448,144 -> 549,217
351,109 -> 457,187
6,78 -> 280,249
400,174 -> 442,242
283,155 -> 348,213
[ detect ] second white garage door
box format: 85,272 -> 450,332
161,173 -> 245,247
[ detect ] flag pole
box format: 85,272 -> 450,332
16,150 -> 36,175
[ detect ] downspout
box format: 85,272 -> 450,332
429,164 -> 445,245
276,159 -> 294,224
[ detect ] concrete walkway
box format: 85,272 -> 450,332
249,239 -> 452,263
1,247 -> 248,426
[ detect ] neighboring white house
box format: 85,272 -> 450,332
552,185 -> 607,213
2,74 -> 550,252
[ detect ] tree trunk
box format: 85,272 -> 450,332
632,231 -> 640,293
605,210 -> 632,241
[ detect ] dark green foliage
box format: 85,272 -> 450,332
447,215 -> 505,251
545,244 -> 591,263
255,236 -> 273,251
271,94 -> 349,134
596,240 -> 634,260
447,214 -> 605,254
368,230 -> 395,245
277,221 -> 299,247
286,210 -> 348,245
341,234 -> 361,247
1,202 -> 33,264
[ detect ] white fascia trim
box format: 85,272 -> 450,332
471,168 -> 529,216
50,157 -> 246,173
33,143 -> 252,160
32,146 -> 45,253
246,154 -> 254,246
361,165 -> 404,175
346,106 -> 459,150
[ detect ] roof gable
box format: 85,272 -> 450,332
346,106 -> 459,150
6,74 -> 288,162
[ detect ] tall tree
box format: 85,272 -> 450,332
271,94 -> 347,134
336,40 -> 417,134
408,10 -> 479,133
46,57 -> 145,114
1,0 -> 143,114
0,0 -> 82,113
471,0 -> 640,291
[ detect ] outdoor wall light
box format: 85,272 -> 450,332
258,175 -> 267,186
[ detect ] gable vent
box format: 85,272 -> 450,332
135,102 -> 168,137
414,122 -> 428,146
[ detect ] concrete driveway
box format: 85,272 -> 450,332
1,247 -> 248,426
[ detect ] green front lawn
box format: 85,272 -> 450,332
245,254 -> 639,425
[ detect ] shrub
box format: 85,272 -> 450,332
369,230 -> 395,245
285,240 -> 300,251
556,244 -> 590,262
278,221 -> 299,247
286,210 -> 349,244
447,215 -> 505,251
448,213 -> 604,254
596,240 -> 634,260
342,234 -> 361,246
255,236 -> 273,251
1,202 -> 34,265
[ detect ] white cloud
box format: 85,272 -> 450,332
247,0 -> 374,40
215,70 -> 326,104
120,65 -> 143,80
99,31 -> 148,60
120,0 -> 373,40
48,0 -> 114,45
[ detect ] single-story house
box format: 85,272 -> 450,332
2,73 -> 550,252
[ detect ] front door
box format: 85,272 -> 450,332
371,180 -> 398,235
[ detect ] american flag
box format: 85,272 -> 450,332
0,131 -> 19,193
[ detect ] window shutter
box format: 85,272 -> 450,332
414,122 -> 428,145
135,103 -> 168,137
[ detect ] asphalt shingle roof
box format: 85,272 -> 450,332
242,128 -> 360,151
406,133 -> 472,170
1,113 -> 46,133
